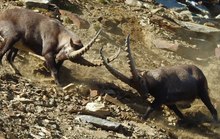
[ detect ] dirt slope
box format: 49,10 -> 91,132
0,0 -> 220,139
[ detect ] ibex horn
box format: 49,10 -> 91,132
68,29 -> 102,59
100,46 -> 132,86
124,35 -> 139,80
71,47 -> 121,67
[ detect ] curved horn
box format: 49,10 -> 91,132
100,46 -> 132,86
124,35 -> 139,80
68,29 -> 102,59
70,46 -> 121,67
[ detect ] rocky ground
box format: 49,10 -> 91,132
0,0 -> 220,138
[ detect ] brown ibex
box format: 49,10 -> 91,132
0,8 -> 118,85
100,35 -> 218,121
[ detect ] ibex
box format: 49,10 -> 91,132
0,8 -> 118,85
100,35 -> 218,121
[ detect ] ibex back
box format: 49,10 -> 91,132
100,35 -> 218,121
0,8 -> 106,85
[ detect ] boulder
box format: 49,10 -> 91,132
84,102 -> 111,118
75,115 -> 122,131
152,38 -> 179,52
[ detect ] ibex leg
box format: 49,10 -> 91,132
0,35 -> 20,64
6,48 -> 21,75
200,92 -> 218,121
44,52 -> 60,85
143,100 -> 161,119
167,104 -> 185,119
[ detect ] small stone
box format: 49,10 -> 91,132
167,116 -> 176,122
86,102 -> 105,111
90,89 -> 99,97
125,0 -> 138,6
63,83 -> 75,92
64,95 -> 70,101
49,98 -> 56,106
51,124 -> 58,129
42,119 -> 50,126
85,102 -> 111,118
104,94 -> 125,108
38,132 -> 46,137
36,106 -> 44,113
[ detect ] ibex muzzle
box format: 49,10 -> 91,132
100,35 -> 218,121
0,8 -> 118,85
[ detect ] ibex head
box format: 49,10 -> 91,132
100,35 -> 149,98
56,29 -> 102,61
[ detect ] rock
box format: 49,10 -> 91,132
13,97 -> 33,103
20,0 -> 51,3
89,89 -> 99,97
85,102 -> 111,118
62,83 -> 75,92
215,14 -> 220,19
75,115 -> 122,131
152,38 -> 179,52
125,0 -> 138,5
85,102 -> 105,112
104,94 -> 125,108
174,20 -> 220,33
125,0 -> 143,7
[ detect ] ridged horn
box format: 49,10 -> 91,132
124,35 -> 139,80
100,46 -> 132,86
68,29 -> 102,59
70,46 -> 121,67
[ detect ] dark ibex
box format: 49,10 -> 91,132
100,35 -> 218,121
0,8 -> 118,85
